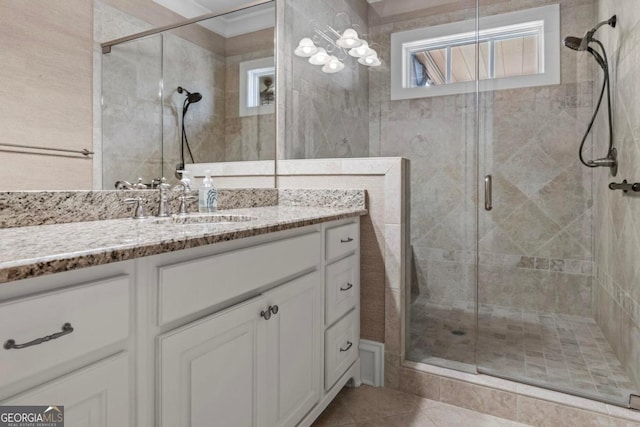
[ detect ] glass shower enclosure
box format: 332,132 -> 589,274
394,0 -> 640,408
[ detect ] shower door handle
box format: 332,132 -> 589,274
484,175 -> 493,211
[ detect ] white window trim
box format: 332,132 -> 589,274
239,57 -> 275,117
390,4 -> 560,100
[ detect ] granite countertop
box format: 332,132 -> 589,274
0,205 -> 367,284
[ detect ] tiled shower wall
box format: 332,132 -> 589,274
593,0 -> 640,391
368,0 -> 596,317
281,0 -> 370,159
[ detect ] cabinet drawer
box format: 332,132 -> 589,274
325,255 -> 358,326
0,276 -> 130,389
324,309 -> 359,390
325,222 -> 358,262
158,232 -> 321,325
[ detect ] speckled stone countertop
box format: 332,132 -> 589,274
0,204 -> 367,284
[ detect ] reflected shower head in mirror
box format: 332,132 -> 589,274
562,15 -> 617,175
176,86 -> 202,176
177,86 -> 203,107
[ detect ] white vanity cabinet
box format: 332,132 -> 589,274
158,271 -> 322,427
0,216 -> 361,427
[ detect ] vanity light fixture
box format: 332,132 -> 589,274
294,13 -> 381,74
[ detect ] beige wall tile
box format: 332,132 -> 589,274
517,396 -> 611,427
398,367 -> 441,401
440,378 -> 518,421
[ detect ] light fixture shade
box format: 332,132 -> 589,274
294,38 -> 318,57
348,40 -> 375,58
322,56 -> 345,73
358,52 -> 381,67
309,48 -> 330,65
336,28 -> 363,48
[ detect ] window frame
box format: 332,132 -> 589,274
390,4 -> 560,100
239,57 -> 275,117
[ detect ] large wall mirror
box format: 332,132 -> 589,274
97,0 -> 276,189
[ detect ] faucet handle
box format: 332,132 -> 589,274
156,177 -> 171,218
124,197 -> 147,219
177,195 -> 198,215
132,178 -> 147,190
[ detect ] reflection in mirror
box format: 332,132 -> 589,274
98,0 -> 275,189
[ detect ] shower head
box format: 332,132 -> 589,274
563,15 -> 616,52
177,86 -> 203,104
562,37 -> 607,71
562,36 -> 583,51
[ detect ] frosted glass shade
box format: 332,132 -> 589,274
322,56 -> 345,73
309,48 -> 330,65
294,38 -> 318,57
358,52 -> 381,67
336,28 -> 363,48
348,41 -> 375,58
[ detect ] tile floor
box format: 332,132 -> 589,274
312,385 -> 532,426
407,300 -> 638,403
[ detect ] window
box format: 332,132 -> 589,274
239,57 -> 275,117
390,4 -> 559,100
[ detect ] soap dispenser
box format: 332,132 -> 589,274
199,170 -> 217,213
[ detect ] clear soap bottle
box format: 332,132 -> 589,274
199,170 -> 217,213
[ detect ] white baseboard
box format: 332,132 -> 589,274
359,340 -> 384,387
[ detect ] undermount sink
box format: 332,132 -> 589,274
153,214 -> 257,225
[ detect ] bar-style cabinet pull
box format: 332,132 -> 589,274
4,323 -> 74,350
339,341 -> 353,352
484,175 -> 493,211
340,283 -> 353,291
340,237 -> 354,243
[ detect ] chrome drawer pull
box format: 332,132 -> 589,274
339,341 -> 353,352
4,323 -> 74,350
340,283 -> 353,291
340,237 -> 354,243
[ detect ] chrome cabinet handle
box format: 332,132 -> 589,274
340,237 -> 354,243
340,341 -> 353,352
270,305 -> 279,316
484,175 -> 493,211
340,283 -> 353,291
4,323 -> 74,350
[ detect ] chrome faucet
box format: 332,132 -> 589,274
156,178 -> 171,217
173,179 -> 197,215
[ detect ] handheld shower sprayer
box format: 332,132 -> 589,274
562,15 -> 617,176
176,86 -> 203,178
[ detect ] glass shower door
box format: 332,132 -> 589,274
476,0 -> 638,406
101,34 -> 163,189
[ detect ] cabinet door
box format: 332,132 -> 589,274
2,354 -> 130,427
260,272 -> 323,427
158,296 -> 266,427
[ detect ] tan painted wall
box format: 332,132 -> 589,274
0,0 -> 93,190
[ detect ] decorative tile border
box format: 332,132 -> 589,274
595,264 -> 640,329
